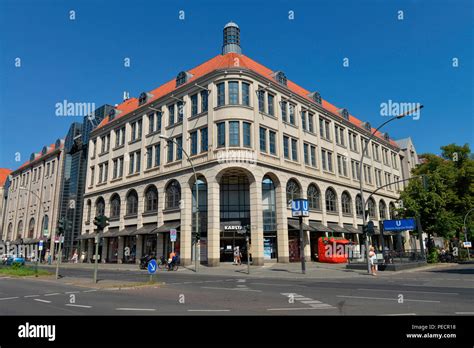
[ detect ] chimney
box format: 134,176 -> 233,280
123,91 -> 130,101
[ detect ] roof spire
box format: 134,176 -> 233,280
222,21 -> 241,55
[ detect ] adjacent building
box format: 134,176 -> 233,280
0,168 -> 13,235
395,137 -> 420,187
79,22 -> 412,266
2,140 -> 65,257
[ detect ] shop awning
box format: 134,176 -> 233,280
156,221 -> 180,233
102,227 -> 120,238
328,222 -> 346,234
22,238 -> 40,244
343,224 -> 362,234
288,219 -> 315,232
308,221 -> 332,233
117,226 -> 137,237
131,224 -> 157,236
76,232 -> 101,240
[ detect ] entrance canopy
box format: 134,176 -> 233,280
102,227 -> 119,238
156,221 -> 180,233
288,219 -> 315,232
308,221 -> 332,233
327,222 -> 346,234
117,226 -> 137,237
131,224 -> 157,236
343,224 -> 362,234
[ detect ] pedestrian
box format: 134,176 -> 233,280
71,249 -> 78,263
233,246 -> 239,265
238,249 -> 242,265
369,246 -> 377,276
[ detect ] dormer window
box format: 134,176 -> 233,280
275,71 -> 287,86
138,92 -> 148,106
339,108 -> 349,120
176,71 -> 193,87
108,108 -> 116,121
55,139 -> 62,148
41,146 -> 48,155
362,122 -> 371,131
309,91 -> 322,105
30,153 -> 35,162
383,133 -> 390,141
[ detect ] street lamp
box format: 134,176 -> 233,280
358,105 -> 423,274
159,134 -> 200,272
463,208 -> 474,260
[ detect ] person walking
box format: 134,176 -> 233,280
71,249 -> 78,263
369,246 -> 377,276
233,246 -> 239,265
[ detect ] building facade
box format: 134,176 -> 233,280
79,22 -> 410,266
2,140 -> 65,257
0,168 -> 13,236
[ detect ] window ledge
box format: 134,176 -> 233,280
163,207 -> 180,213
259,111 -> 277,120
322,170 -> 335,175
128,139 -> 142,146
166,121 -> 183,130
98,151 -> 109,157
142,211 -> 157,217
96,182 -> 107,187
144,166 -> 160,174
113,145 -> 125,151
342,213 -> 353,218
214,105 -> 253,112
146,131 -> 162,139
110,177 -> 123,183
326,211 -> 339,216
189,111 -> 208,121
284,159 -> 300,165
124,214 -> 138,219
282,121 -> 298,129
164,160 -> 183,168
109,216 -> 120,222
126,173 -> 140,179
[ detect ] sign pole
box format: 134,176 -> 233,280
299,216 -> 306,274
246,234 -> 250,275
93,235 -> 99,283
416,215 -> 425,260
55,235 -> 62,280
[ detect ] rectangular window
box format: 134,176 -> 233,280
176,136 -> 183,160
321,149 -> 327,171
289,104 -> 295,125
375,169 -> 382,187
136,151 -> 141,172
190,131 -> 198,155
373,144 -> 380,161
304,143 -> 309,164
168,105 -> 175,126
269,131 -> 276,155
283,136 -> 290,159
46,163 -> 50,177
258,90 -> 265,112
351,160 -> 360,180
118,157 -> 123,177
103,162 -> 108,182
191,94 -> 198,116
349,132 -> 358,152
113,159 -> 118,179
392,153 -> 398,169
217,82 -> 225,106
308,113 -> 314,133
167,140 -> 173,162
383,148 -> 389,165
337,154 -> 348,176
267,94 -> 275,116
291,139 -> 298,161
259,127 -> 267,152
137,121 -> 142,140
51,161 -> 55,174
156,113 -> 162,133
229,81 -> 239,105
201,127 -> 208,152
361,138 -> 370,157
327,151 -> 333,172
101,136 -> 106,153
98,164 -> 103,183
146,147 -> 153,169
335,125 -> 345,146
242,82 -> 250,106
154,144 -> 161,167
217,122 -> 226,148
281,100 -> 287,123
148,113 -> 155,134
364,165 -> 372,184
177,101 -> 184,123
321,149 -> 332,171
319,118 -> 324,138
129,153 -> 134,174
201,90 -> 208,112
301,111 -> 307,131
229,121 -> 240,146
310,146 -> 316,167
243,122 -> 251,147
121,127 -> 125,146
115,128 -> 120,147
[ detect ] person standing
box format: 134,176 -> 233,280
369,246 -> 377,276
233,246 -> 239,265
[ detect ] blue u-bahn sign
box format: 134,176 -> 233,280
383,218 -> 416,231
291,199 -> 309,217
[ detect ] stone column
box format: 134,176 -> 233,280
136,235 -> 143,263
249,177 -> 263,266
101,238 -> 108,263
117,236 -> 124,264
87,239 -> 93,263
207,179 -> 220,266
180,181 -> 192,266
304,230 -> 311,262
275,182 -> 289,263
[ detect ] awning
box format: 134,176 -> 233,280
22,238 -> 40,244
131,224 -> 157,236
328,222 -> 346,234
76,232 -> 101,240
288,219 -> 315,232
117,226 -> 137,237
343,224 -> 362,234
308,221 -> 332,233
156,221 -> 180,233
102,227 -> 120,238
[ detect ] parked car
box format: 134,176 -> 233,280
3,256 -> 26,266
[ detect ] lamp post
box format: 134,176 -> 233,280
358,105 -> 423,274
159,134 -> 199,272
463,208 -> 474,260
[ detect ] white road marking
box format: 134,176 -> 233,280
357,288 -> 458,295
293,297 -> 313,301
383,313 -> 417,316
267,307 -> 336,311
187,309 -> 230,312
337,295 -> 440,303
116,308 -> 156,311
65,304 -> 92,308
0,297 -> 19,301
201,286 -> 261,292
237,279 -> 246,283
34,299 -> 52,303
301,300 -> 323,304
44,293 -> 61,296
24,295 -> 40,298
65,291 -> 80,294
455,312 -> 474,315
83,290 -> 97,293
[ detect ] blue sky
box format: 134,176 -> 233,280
1,0 -> 472,170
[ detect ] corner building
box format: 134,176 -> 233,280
80,23 -> 408,266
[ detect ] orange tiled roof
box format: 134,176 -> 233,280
96,53 -> 399,148
0,168 -> 12,187
15,141 -> 63,172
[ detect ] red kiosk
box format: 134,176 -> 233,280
318,236 -> 349,263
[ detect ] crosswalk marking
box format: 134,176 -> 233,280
280,293 -> 335,309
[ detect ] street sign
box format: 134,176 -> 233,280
383,218 -> 416,231
147,259 -> 157,274
463,241 -> 472,248
291,199 -> 309,217
170,229 -> 177,242
38,240 -> 43,251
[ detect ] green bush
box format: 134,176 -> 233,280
457,249 -> 469,261
11,262 -> 23,269
427,250 -> 439,263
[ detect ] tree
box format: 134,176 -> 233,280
398,143 -> 474,249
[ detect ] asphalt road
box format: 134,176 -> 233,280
0,264 -> 473,316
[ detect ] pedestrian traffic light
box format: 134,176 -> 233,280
58,218 -> 65,234
93,215 -> 109,230
364,221 -> 374,236
192,232 -> 200,242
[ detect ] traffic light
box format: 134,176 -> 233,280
192,232 -> 200,242
363,221 -> 375,236
93,215 -> 109,230
58,218 -> 65,234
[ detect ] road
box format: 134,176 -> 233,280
0,264 -> 473,315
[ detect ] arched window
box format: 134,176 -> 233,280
28,218 -> 35,239
355,195 -> 363,216
192,178 -> 207,213
307,184 -> 321,210
379,200 -> 387,220
262,176 -> 277,231
126,190 -> 139,215
86,200 -> 92,222
341,191 -> 352,215
286,179 -> 301,204
96,197 -> 105,216
325,188 -> 338,213
7,223 -> 13,240
110,194 -> 121,218
145,186 -> 158,212
389,202 -> 397,219
368,198 -> 376,219
17,220 -> 23,239
166,180 -> 181,209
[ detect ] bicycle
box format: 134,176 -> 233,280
157,256 -> 168,270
